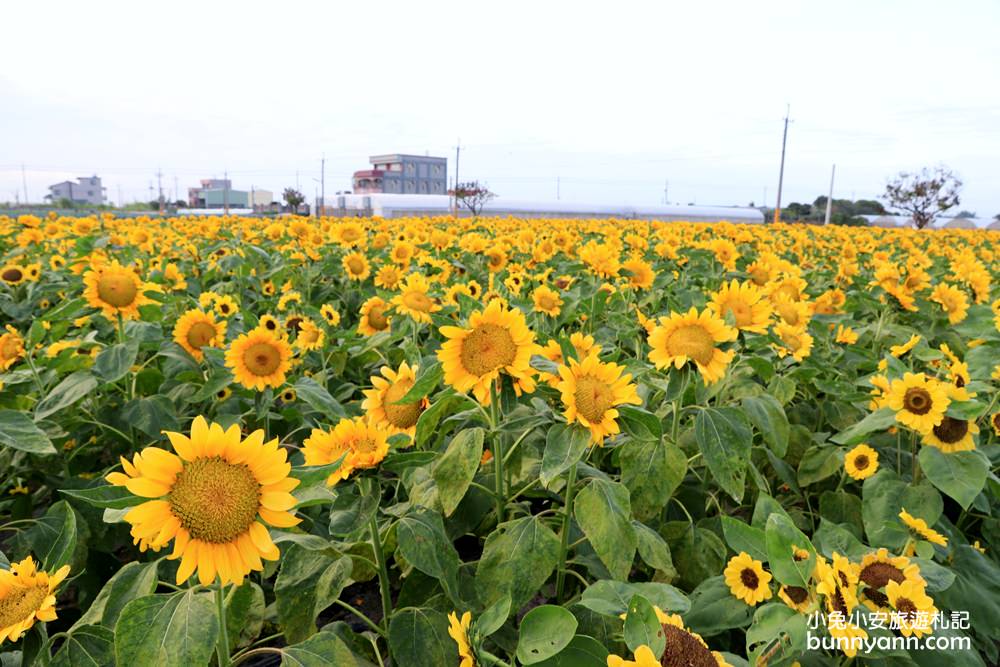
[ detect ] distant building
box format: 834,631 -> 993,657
249,189 -> 273,208
188,179 -> 249,208
353,154 -> 447,195
46,175 -> 106,205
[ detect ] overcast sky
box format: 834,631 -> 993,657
2,0 -> 998,215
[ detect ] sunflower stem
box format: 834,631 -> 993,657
215,581 -> 231,667
555,461 -> 578,603
489,380 -> 505,524
368,512 -> 393,630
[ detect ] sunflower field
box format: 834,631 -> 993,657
0,212 -> 999,667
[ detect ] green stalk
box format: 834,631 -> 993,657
369,513 -> 393,630
554,462 -> 578,603
215,582 -> 231,667
489,380 -> 505,524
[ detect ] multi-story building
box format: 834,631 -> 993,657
188,179 -> 236,208
47,175 -> 106,205
353,154 -> 447,195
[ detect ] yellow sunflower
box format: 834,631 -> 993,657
106,416 -> 300,586
647,307 -> 737,385
295,318 -> 325,351
213,295 -> 239,318
886,373 -> 950,434
320,304 -> 340,327
922,415 -> 978,453
724,552 -> 772,605
438,300 -> 539,405
929,282 -> 969,324
301,417 -> 390,485
991,412 -> 1000,437
828,622 -> 868,659
886,579 -> 936,638
773,323 -> 813,362
844,444 -> 878,480
342,251 -> 371,281
392,274 -> 440,324
899,509 -> 948,547
0,264 -> 26,286
225,327 -> 294,391
374,264 -> 403,290
448,611 -> 476,667
708,279 -> 772,334
82,260 -> 152,320
362,361 -> 429,437
608,613 -> 732,667
856,548 -> 923,612
778,584 -> 814,613
0,557 -> 71,644
259,314 -> 281,335
531,285 -> 563,317
621,257 -> 655,290
358,296 -> 392,336
770,293 -> 812,328
834,325 -> 858,344
889,334 -> 921,358
555,353 -> 642,443
173,309 -> 226,361
0,326 -> 24,370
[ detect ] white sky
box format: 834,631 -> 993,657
2,0 -> 999,215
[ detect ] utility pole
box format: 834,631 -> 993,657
20,164 -> 29,204
320,153 -> 326,217
452,139 -> 461,215
824,164 -> 836,225
148,182 -> 154,205
157,168 -> 165,214
173,175 -> 179,205
224,170 -> 229,214
773,104 -> 790,224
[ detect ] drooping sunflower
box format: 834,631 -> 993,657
295,318 -> 325,351
0,326 -> 24,370
844,443 -> 878,480
82,260 -> 152,320
173,309 -> 226,361
225,326 -> 294,391
856,548 -> 923,612
447,611 -> 477,667
531,285 -> 563,317
898,509 -> 948,547
778,584 -> 814,614
724,552 -> 772,605
106,416 -> 300,586
362,361 -> 429,437
708,279 -> 772,334
301,417 -> 390,485
342,251 -> 371,281
555,354 -> 642,443
922,415 -> 978,453
647,307 -> 737,385
889,334 -> 921,358
886,373 -> 950,434
358,296 -> 392,336
773,322 -> 813,362
886,579 -> 936,638
438,300 -> 539,405
0,557 -> 71,644
608,613 -> 732,667
392,274 -> 440,324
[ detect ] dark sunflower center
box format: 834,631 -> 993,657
895,597 -> 917,617
97,273 -> 138,308
854,455 -> 870,470
1,268 -> 23,282
286,317 -> 303,333
740,568 -> 760,589
830,588 -> 848,615
784,586 -> 809,604
383,379 -> 423,429
168,456 -> 260,543
863,587 -> 889,608
244,342 -> 281,376
0,583 -> 49,629
859,562 -> 905,588
932,416 -> 969,443
661,625 -> 717,667
186,322 -> 217,349
573,375 -> 615,423
461,323 -> 517,376
993,414 -> 1000,430
903,387 -> 932,415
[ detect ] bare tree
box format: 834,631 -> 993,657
882,166 -> 961,229
450,181 -> 496,216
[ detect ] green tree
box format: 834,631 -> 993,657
283,188 -> 305,213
